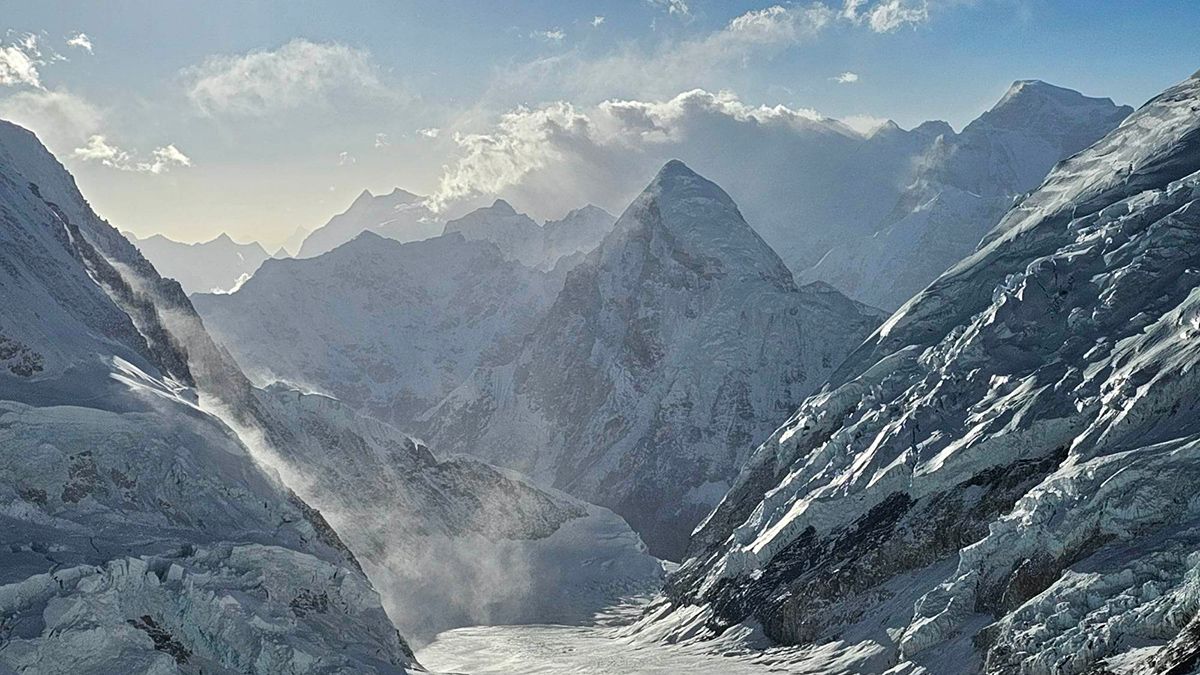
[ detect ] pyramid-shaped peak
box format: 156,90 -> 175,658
642,160 -> 738,212
654,159 -> 700,181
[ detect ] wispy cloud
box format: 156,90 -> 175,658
0,88 -> 102,149
647,0 -> 691,17
591,16 -> 606,28
417,127 -> 440,139
184,39 -> 390,116
502,4 -> 836,101
73,134 -> 192,173
66,32 -> 93,53
337,150 -> 356,165
0,34 -> 46,88
531,28 -> 566,43
374,132 -> 390,148
842,0 -> 932,32
832,71 -> 860,83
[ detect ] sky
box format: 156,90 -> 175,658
1,0 -> 1197,248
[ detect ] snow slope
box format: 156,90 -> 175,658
423,160 -> 884,560
657,71 -> 1200,674
297,187 -> 441,259
801,80 -> 1132,311
0,119 -> 416,673
193,231 -> 560,430
126,231 -> 271,294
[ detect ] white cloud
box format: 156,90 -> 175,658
832,71 -> 860,84
0,88 -> 102,149
66,32 -> 93,53
145,144 -> 192,173
647,0 -> 691,16
74,134 -> 129,165
592,16 -> 606,27
426,88 -> 851,215
842,0 -> 931,32
337,150 -> 356,165
531,29 -> 566,43
73,134 -> 191,173
532,4 -> 835,100
0,34 -> 46,88
184,39 -> 388,116
417,127 -> 440,139
374,132 -> 390,148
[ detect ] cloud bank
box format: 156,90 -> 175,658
427,88 -> 861,216
185,38 -> 388,116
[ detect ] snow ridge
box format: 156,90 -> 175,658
653,71 -> 1200,674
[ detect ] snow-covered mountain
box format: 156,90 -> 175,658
655,71 -> 1200,674
125,231 -> 272,294
802,80 -> 1132,310
443,200 -> 615,270
423,160 -> 885,560
297,187 -> 441,258
194,230 -> 561,429
0,116 -> 660,672
0,119 -> 416,673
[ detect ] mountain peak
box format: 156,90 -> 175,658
654,158 -> 699,182
487,198 -> 517,215
913,119 -> 955,138
990,79 -> 1120,116
611,161 -> 793,289
642,160 -> 736,212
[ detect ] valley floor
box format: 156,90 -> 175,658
416,598 -> 807,674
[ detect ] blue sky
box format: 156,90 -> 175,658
2,0 -> 1198,246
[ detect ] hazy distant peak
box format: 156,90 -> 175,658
913,119 -> 955,138
487,198 -> 518,215
351,188 -> 374,206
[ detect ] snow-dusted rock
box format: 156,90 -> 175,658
423,160 -> 884,559
802,80 -> 1132,311
657,71 -> 1200,674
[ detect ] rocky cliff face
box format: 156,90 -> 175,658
423,161 -> 884,559
656,72 -> 1200,674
